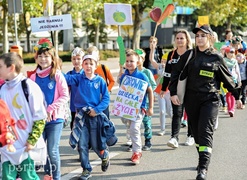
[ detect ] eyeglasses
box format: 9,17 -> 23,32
195,34 -> 207,38
229,51 -> 235,54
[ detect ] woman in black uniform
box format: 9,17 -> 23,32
169,25 -> 242,180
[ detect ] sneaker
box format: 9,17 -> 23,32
126,139 -> 132,146
127,145 -> 132,152
157,130 -> 165,136
220,106 -> 227,112
167,137 -> 179,148
35,165 -> 42,171
181,120 -> 188,127
184,136 -> 195,146
101,155 -> 110,172
131,152 -> 142,165
43,175 -> 53,180
229,111 -> 234,117
142,139 -> 152,151
241,105 -> 245,109
79,169 -> 92,180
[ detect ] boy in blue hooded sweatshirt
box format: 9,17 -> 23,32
65,54 -> 110,180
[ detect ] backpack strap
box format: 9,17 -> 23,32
101,64 -> 109,86
21,79 -> 29,103
0,79 -> 29,103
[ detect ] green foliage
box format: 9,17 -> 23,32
99,50 -> 119,60
22,50 -> 120,63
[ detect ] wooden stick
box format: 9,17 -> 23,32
153,24 -> 158,37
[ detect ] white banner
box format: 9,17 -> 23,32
111,75 -> 148,121
104,3 -> 133,25
31,14 -> 72,32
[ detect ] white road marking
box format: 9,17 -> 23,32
61,152 -> 119,180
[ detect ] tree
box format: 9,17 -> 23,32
1,0 -> 8,53
130,0 -> 153,49
22,0 -> 43,52
175,0 -> 247,37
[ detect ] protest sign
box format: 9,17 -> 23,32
111,75 -> 148,121
31,14 -> 72,32
104,3 -> 132,25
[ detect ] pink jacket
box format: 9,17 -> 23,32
30,69 -> 69,120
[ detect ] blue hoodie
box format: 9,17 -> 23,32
65,71 -> 109,114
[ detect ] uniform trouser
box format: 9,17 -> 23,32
170,103 -> 184,139
184,91 -> 219,170
240,79 -> 247,105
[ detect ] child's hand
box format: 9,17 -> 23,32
25,142 -> 35,152
46,112 -> 52,122
160,91 -> 166,98
88,109 -> 97,117
146,107 -> 153,116
149,41 -> 157,50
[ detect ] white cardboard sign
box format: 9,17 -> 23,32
31,14 -> 72,32
111,75 -> 148,121
104,3 -> 133,25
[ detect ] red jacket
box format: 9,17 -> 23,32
0,99 -> 18,147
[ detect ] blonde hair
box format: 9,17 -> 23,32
149,36 -> 158,43
174,29 -> 193,50
125,49 -> 139,58
87,46 -> 99,59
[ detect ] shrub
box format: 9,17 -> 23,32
22,50 -> 120,63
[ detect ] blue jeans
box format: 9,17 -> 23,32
78,117 -> 109,172
43,122 -> 63,180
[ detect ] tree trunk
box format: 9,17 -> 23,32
23,12 -> 31,52
94,24 -> 100,47
226,17 -> 231,29
132,5 -> 143,49
2,2 -> 9,53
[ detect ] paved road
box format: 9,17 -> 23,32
38,91 -> 247,180
22,59 -> 247,180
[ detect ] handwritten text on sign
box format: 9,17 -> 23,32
112,75 -> 148,121
31,14 -> 72,32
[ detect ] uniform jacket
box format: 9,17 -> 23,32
169,47 -> 240,100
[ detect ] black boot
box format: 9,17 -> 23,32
196,168 -> 207,180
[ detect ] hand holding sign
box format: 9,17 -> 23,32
153,4 -> 175,37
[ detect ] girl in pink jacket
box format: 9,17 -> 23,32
30,38 -> 69,180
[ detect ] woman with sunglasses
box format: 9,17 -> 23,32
168,25 -> 242,180
160,29 -> 194,148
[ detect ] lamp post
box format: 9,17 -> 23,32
13,0 -> 18,45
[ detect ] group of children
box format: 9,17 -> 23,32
218,34 -> 247,117
0,38 -> 117,180
3,33 -> 245,180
